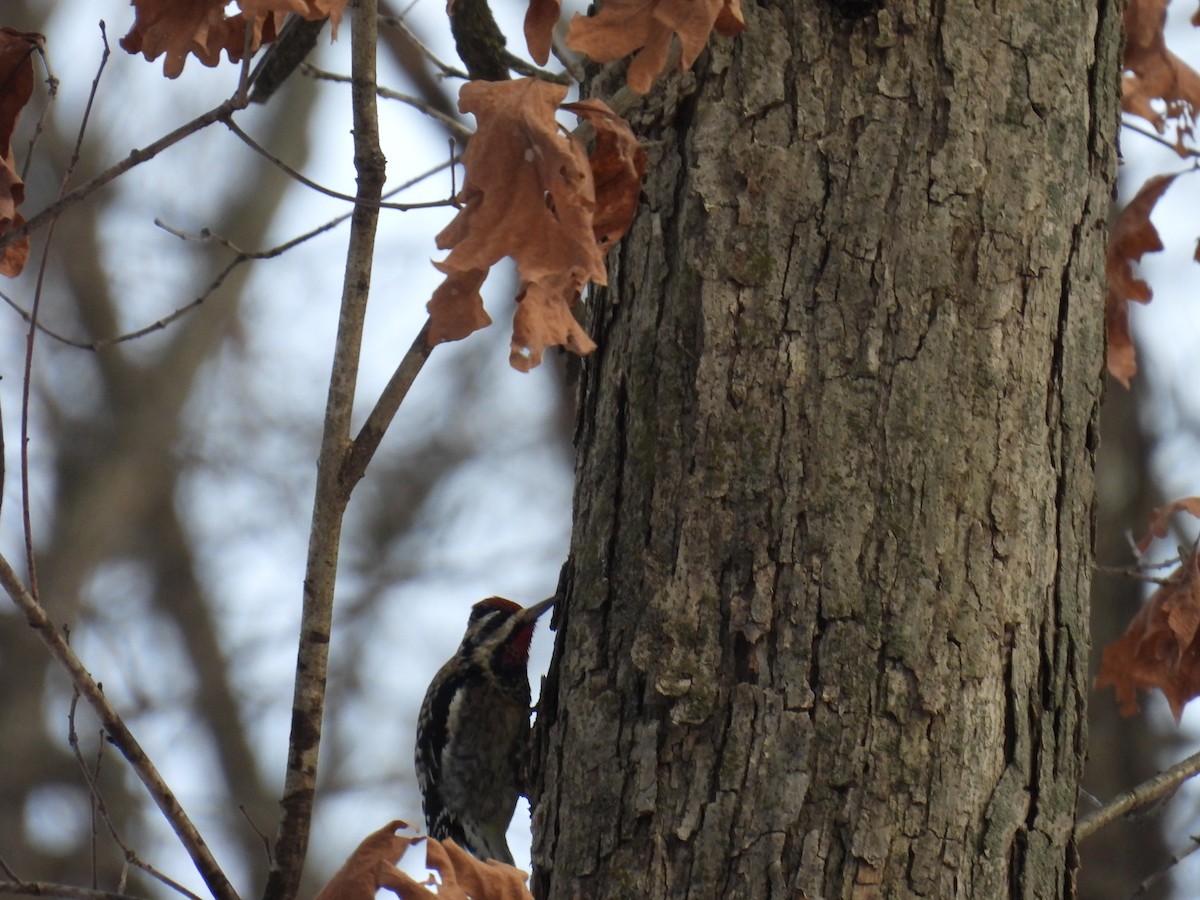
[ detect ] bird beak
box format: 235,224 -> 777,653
518,596 -> 556,623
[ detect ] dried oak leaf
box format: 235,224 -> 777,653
313,820 -> 421,900
566,0 -> 745,95
0,28 -> 40,278
429,79 -> 611,370
427,263 -> 492,344
239,0 -> 347,37
562,98 -> 648,251
1123,0 -> 1200,133
120,0 -> 283,78
410,837 -> 533,900
1096,551 -> 1200,723
1135,496 -> 1200,555
1105,172 -> 1176,387
524,0 -> 561,66
511,272 -> 593,370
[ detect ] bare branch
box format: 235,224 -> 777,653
0,554 -> 238,900
377,12 -> 469,80
239,806 -> 273,865
249,16 -> 329,105
66,697 -> 204,900
20,20 -> 111,597
301,63 -> 473,139
502,53 -> 571,84
66,695 -> 102,886
20,32 -> 59,184
235,18 -> 255,105
0,153 -> 457,352
1121,114 -> 1200,160
265,1 -> 388,897
1094,563 -> 1177,585
0,882 -> 146,900
0,97 -> 246,252
1130,833 -> 1200,896
1076,747 -> 1200,842
223,116 -> 458,209
551,29 -> 586,84
341,319 -> 434,488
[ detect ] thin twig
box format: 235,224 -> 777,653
0,288 -> 82,346
265,1 -> 386,897
239,805 -> 273,865
222,116 -> 457,209
67,694 -> 100,888
551,28 -> 586,84
1121,114 -> 1200,159
66,696 -> 204,900
235,18 -> 254,106
1131,833 -> 1200,896
0,155 -> 458,351
1094,563 -> 1177,585
21,24 -> 111,596
0,97 -> 246,252
301,64 -> 473,139
0,883 -> 146,900
90,731 -> 103,890
502,52 -> 572,84
341,319 -> 434,487
20,35 -> 58,184
0,554 -> 237,900
1076,747 -> 1200,842
377,13 -> 469,79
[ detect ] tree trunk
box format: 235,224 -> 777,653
533,1 -> 1120,896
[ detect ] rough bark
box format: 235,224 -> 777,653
534,1 -> 1119,896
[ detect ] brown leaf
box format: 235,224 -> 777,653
420,838 -> 533,900
566,0 -> 745,94
314,820 -> 423,900
438,79 -> 603,282
562,98 -> 647,251
714,0 -> 746,36
524,0 -> 561,66
511,273 -> 596,371
1135,496 -> 1200,555
427,79 -> 609,369
427,264 -> 492,345
240,0 -> 348,38
0,28 -> 40,278
1096,552 -> 1200,722
1104,172 -> 1176,386
120,0 -> 285,78
1123,0 -> 1200,134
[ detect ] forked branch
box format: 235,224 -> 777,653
262,2 -> 390,898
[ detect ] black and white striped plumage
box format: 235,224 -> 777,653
415,596 -> 554,865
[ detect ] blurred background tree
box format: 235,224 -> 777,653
2,0 -> 1200,897
0,0 -> 569,893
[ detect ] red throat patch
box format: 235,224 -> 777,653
500,623 -> 536,669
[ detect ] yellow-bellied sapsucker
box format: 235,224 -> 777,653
415,595 -> 555,865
